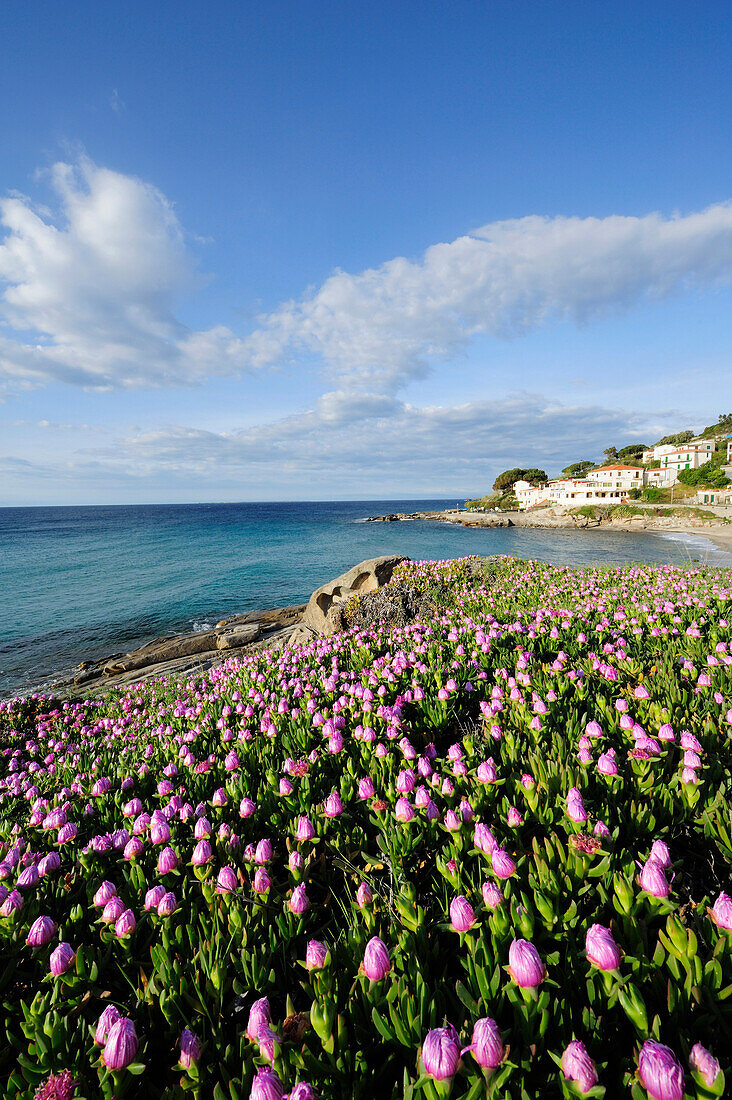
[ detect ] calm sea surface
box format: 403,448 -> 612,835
1,500 -> 730,697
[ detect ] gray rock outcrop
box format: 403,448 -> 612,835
303,555 -> 408,636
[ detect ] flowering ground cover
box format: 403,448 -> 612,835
1,555 -> 731,1099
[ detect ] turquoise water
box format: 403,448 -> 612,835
1,500 -> 730,697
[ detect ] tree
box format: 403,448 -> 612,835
654,430 -> 693,447
677,463 -> 730,489
523,468 -> 548,485
562,461 -> 594,477
603,446 -> 619,462
493,468 -> 525,492
492,467 -> 548,492
617,443 -> 647,459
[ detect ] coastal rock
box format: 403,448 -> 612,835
288,624 -> 318,647
304,555 -> 408,636
216,623 -> 261,650
103,631 -> 219,675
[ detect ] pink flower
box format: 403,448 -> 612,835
255,839 -> 273,864
639,858 -> 671,898
491,849 -> 516,878
711,890 -> 732,930
323,791 -> 343,817
638,1040 -> 684,1100
422,1024 -> 461,1081
246,996 -> 271,1041
102,896 -> 125,923
585,924 -> 621,970
305,940 -> 329,971
356,882 -> 373,907
94,881 -> 117,907
95,1004 -> 121,1044
249,1067 -> 284,1100
144,885 -> 166,911
482,881 -> 504,909
49,942 -> 75,976
289,885 -> 309,913
32,1069 -> 77,1100
357,777 -> 375,799
465,1016 -> 503,1069
254,867 -> 271,894
239,798 -> 256,818
216,867 -> 238,894
449,895 -> 476,932
508,938 -> 545,988
363,936 -> 391,980
561,1040 -> 598,1094
179,1028 -> 202,1068
114,909 -> 136,937
157,846 -> 179,873
102,1018 -> 138,1070
649,840 -> 672,869
191,840 -> 212,867
474,823 -> 498,853
395,798 -> 415,823
27,915 -> 56,947
689,1042 -> 720,1087
566,787 -> 588,823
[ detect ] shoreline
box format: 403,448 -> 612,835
9,522 -> 732,701
365,507 -> 732,557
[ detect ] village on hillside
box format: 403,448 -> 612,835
486,415 -> 732,512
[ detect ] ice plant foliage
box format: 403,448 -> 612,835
0,555 -> 729,1097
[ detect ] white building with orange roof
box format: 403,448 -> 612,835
659,439 -> 715,474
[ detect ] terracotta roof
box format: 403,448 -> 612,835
592,464 -> 643,472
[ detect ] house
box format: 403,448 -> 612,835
642,444 -> 677,463
644,467 -> 676,488
659,439 -> 715,474
514,467 -> 643,510
696,487 -> 732,505
584,464 -> 645,491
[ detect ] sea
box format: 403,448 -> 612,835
2,500 -> 731,698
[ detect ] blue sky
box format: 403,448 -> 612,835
1,0 -> 731,504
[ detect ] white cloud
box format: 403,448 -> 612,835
0,158 -> 248,389
250,204 -> 732,389
5,393 -> 677,500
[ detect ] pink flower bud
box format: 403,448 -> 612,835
323,791 -> 343,817
216,866 -> 238,894
422,1024 -> 461,1081
689,1042 -> 720,1087
102,896 -> 125,923
27,915 -> 56,947
289,851 -> 303,873
114,909 -> 136,937
305,939 -> 329,971
289,885 -> 309,913
356,882 -> 373,907
482,881 -> 504,909
639,858 -> 670,898
289,1085 -> 315,1100
296,816 -> 315,842
102,1017 -> 138,1070
450,895 -> 476,932
395,798 -> 415,823
363,936 -> 390,980
508,938 -> 545,987
157,846 -> 179,873
95,1004 -> 121,1044
466,1016 -> 503,1069
474,823 -> 498,853
585,924 -> 621,970
239,798 -> 256,818
255,839 -> 273,864
246,996 -> 271,1041
179,1027 -> 202,1068
144,885 -> 166,910
566,787 -> 587,823
491,849 -> 516,878
561,1040 -> 598,1094
191,840 -> 212,867
157,891 -> 178,916
49,942 -> 75,976
711,890 -> 732,929
250,1067 -> 284,1100
638,1040 -> 684,1100
358,777 -> 375,799
254,867 -> 271,894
